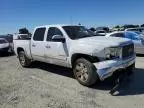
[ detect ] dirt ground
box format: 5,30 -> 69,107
0,53 -> 144,108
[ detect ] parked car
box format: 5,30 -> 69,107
0,38 -> 10,53
95,27 -> 110,33
95,30 -> 107,36
125,27 -> 144,34
122,24 -> 139,30
14,25 -> 135,86
89,27 -> 96,32
106,31 -> 144,54
0,34 -> 14,53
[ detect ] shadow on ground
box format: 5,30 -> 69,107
30,61 -> 144,96
115,68 -> 144,96
0,52 -> 14,57
31,61 -> 74,78
136,54 -> 144,57
92,68 -> 144,96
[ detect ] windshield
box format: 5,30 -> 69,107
63,26 -> 95,40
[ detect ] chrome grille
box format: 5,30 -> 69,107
122,44 -> 134,58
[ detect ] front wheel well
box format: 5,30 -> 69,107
71,54 -> 99,66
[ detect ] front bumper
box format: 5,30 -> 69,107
93,54 -> 136,81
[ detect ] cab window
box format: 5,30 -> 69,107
33,28 -> 46,41
47,27 -> 63,41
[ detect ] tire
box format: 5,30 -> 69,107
73,58 -> 99,86
18,51 -> 31,67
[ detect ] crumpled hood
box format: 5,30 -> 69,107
76,36 -> 132,48
70,36 -> 133,57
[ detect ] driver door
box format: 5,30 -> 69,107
44,27 -> 68,67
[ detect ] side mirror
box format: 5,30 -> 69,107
52,35 -> 65,43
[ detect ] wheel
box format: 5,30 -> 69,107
73,58 -> 99,86
18,51 -> 31,67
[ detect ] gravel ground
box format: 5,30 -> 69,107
0,53 -> 144,108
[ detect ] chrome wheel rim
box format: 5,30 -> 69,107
19,54 -> 25,66
75,63 -> 88,82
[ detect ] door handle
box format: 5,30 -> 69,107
45,45 -> 51,48
32,44 -> 36,47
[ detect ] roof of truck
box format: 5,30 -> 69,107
35,24 -> 82,28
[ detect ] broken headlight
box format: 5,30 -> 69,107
105,47 -> 121,60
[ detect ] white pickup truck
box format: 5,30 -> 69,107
14,25 -> 136,86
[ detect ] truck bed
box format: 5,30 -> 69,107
13,40 -> 32,59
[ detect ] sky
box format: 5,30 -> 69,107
0,0 -> 144,34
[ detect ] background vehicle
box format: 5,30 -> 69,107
89,27 -> 96,32
14,25 -> 135,86
123,24 -> 139,30
0,34 -> 14,53
95,30 -> 107,36
0,38 -> 10,53
95,27 -> 110,33
112,24 -> 139,31
106,31 -> 144,54
125,27 -> 144,34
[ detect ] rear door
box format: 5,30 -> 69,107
31,27 -> 46,61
